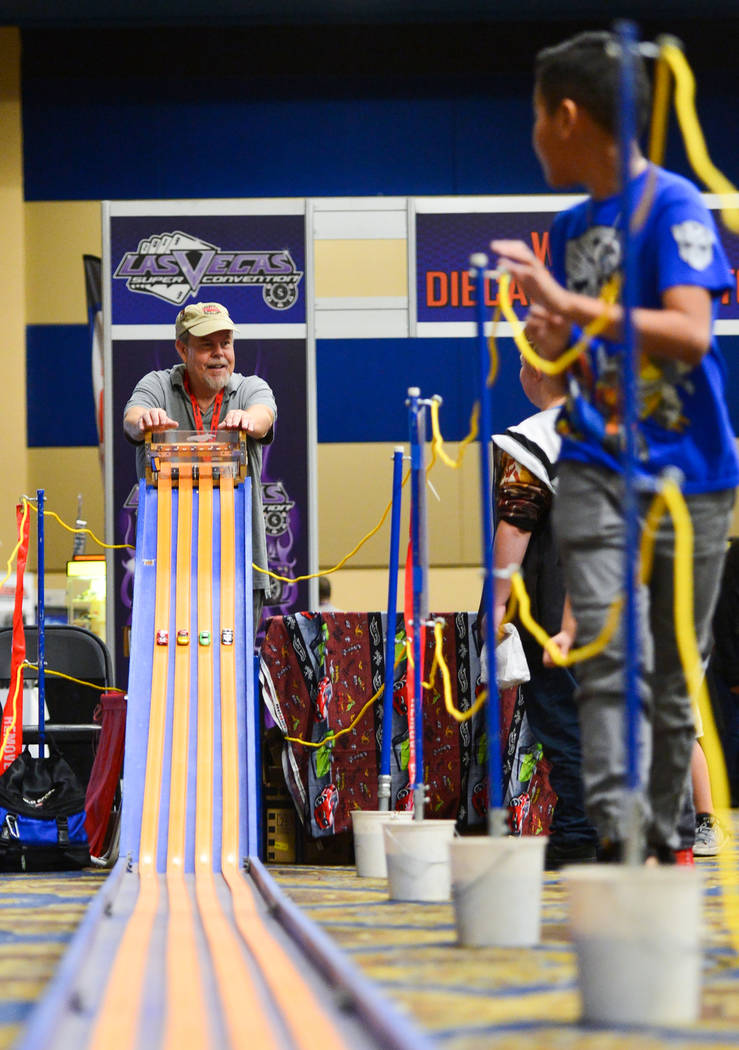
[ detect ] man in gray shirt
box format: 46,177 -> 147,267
123,301 -> 277,637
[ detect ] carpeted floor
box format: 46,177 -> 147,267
270,832 -> 739,1049
0,870 -> 107,1050
3,830 -> 739,1050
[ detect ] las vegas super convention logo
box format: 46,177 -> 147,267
114,230 -> 303,310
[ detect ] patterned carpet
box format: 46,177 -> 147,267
0,870 -> 107,1050
269,828 -> 739,1049
3,831 -> 739,1050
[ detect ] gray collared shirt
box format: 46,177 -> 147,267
124,363 -> 277,593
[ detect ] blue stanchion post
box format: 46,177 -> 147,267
37,489 -> 46,755
407,388 -> 428,821
616,20 -> 643,864
378,446 -> 405,811
470,257 -> 505,836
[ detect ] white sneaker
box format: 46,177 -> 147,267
694,813 -> 729,857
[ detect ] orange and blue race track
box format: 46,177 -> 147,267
15,468 -> 429,1050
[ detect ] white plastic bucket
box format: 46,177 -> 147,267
565,866 -> 703,1026
350,809 -> 414,878
450,835 -> 547,947
383,820 -> 456,901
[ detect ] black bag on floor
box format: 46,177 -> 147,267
0,748 -> 90,871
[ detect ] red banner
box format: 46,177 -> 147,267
0,503 -> 31,772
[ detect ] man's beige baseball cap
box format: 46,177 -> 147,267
175,302 -> 238,339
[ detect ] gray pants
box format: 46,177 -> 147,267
553,461 -> 734,850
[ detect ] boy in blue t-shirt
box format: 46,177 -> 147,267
491,30 -> 739,862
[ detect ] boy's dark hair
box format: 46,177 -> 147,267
535,31 -> 651,138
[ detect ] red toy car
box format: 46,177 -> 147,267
315,676 -> 333,720
508,792 -> 531,835
395,784 -> 414,812
313,784 -> 339,830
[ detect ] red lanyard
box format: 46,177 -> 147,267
184,373 -> 224,433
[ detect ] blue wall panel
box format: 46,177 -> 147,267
316,337 -> 531,443
20,24 -> 739,203
20,23 -> 739,448
24,328 -> 739,450
26,325 -> 97,448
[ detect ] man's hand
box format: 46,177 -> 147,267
542,629 -> 574,668
218,409 -> 257,432
217,405 -> 274,438
123,406 -> 178,441
543,595 -> 577,668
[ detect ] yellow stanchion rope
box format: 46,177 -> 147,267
0,662 -> 122,764
648,479 -> 739,949
0,500 -> 30,591
283,648 -> 405,749
660,42 -> 739,234
23,498 -> 133,551
1,497 -> 134,595
495,271 -> 621,377
429,398 -> 479,471
256,467 -> 411,585
423,620 -> 488,724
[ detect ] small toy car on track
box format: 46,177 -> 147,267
176,629 -> 190,646
198,630 -> 211,646
156,629 -> 169,646
221,628 -> 234,645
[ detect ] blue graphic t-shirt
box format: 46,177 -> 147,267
550,164 -> 739,493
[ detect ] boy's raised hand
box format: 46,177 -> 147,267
492,238 -> 570,316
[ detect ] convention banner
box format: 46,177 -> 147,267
104,202 -> 313,682
415,195 -> 739,331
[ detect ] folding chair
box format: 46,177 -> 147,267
0,624 -> 114,787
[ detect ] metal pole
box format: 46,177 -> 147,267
616,20 -> 643,864
407,388 -> 428,820
470,257 -> 505,836
378,446 -> 405,810
37,489 -> 46,755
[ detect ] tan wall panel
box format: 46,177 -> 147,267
314,239 -> 407,298
324,566 -> 482,615
317,442 -> 482,570
0,29 -> 28,564
25,201 -> 102,323
26,448 -> 105,573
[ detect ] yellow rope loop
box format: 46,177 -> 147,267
0,500 -> 30,590
647,45 -> 673,167
428,398 -> 480,471
43,667 -> 122,692
255,466 -> 411,584
421,628 -> 440,689
0,661 -> 31,763
657,477 -> 739,950
23,499 -> 133,551
426,619 -> 487,724
495,272 -> 620,377
486,302 -> 502,385
404,635 -> 414,669
509,571 -> 622,666
0,661 -> 124,764
661,42 -> 739,234
284,647 -> 409,749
